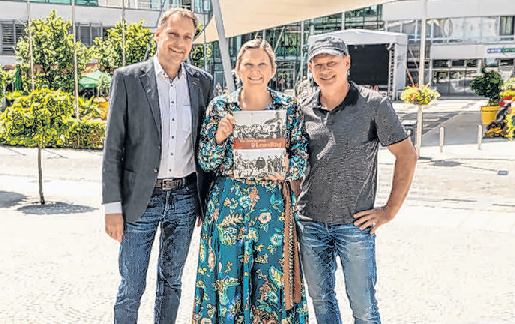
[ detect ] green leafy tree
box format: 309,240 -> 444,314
0,89 -> 106,204
190,43 -> 212,68
189,23 -> 212,69
470,65 -> 503,105
0,65 -> 6,101
92,20 -> 156,73
15,10 -> 90,93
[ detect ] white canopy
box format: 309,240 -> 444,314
195,0 -> 393,43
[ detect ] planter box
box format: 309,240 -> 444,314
481,106 -> 499,125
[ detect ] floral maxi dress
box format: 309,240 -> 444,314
193,89 -> 309,324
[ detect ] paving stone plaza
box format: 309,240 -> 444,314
1,100 -> 514,323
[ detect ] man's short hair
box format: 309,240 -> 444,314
158,8 -> 198,30
307,35 -> 349,62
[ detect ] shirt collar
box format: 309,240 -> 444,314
153,55 -> 186,82
311,81 -> 359,112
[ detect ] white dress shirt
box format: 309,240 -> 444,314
104,56 -> 195,215
154,56 -> 195,179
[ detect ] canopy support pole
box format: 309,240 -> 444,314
211,0 -> 235,92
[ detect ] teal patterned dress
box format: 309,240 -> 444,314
193,88 -> 309,324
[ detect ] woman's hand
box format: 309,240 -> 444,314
215,114 -> 235,145
264,173 -> 285,182
264,155 -> 288,182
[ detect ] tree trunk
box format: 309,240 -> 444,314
38,144 -> 45,205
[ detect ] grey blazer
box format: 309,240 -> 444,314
102,59 -> 214,224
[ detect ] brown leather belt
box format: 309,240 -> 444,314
155,173 -> 196,191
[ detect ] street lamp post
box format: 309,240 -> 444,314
27,0 -> 34,91
203,12 -> 208,72
72,0 -> 79,120
122,0 -> 126,67
416,0 -> 428,157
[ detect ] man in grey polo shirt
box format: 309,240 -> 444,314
296,35 -> 418,323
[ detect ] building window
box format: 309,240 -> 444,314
482,17 -> 498,43
312,14 -> 342,34
451,60 -> 465,68
485,58 -> 498,67
433,60 -> 450,68
1,21 -> 26,55
193,0 -> 211,13
433,19 -> 449,39
402,20 -> 417,40
466,59 -> 478,68
500,16 -> 514,35
386,21 -> 401,33
345,5 -> 383,30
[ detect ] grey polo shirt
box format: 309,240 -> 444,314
297,82 -> 408,224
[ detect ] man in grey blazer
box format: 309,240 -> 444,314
102,8 -> 213,324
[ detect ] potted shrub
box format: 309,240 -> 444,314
94,74 -> 111,119
470,65 -> 503,124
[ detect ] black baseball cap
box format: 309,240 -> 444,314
307,35 -> 349,62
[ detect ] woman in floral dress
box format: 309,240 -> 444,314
193,39 -> 309,323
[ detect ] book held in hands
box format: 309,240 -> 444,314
233,110 -> 287,179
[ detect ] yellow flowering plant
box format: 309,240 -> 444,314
400,85 -> 440,106
92,96 -> 108,104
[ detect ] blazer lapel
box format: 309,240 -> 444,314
139,60 -> 162,139
185,65 -> 200,144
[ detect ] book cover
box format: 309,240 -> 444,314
232,110 -> 287,179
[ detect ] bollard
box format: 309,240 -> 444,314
477,124 -> 482,150
439,127 -> 444,153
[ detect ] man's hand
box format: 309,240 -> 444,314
353,206 -> 395,235
105,213 -> 124,242
215,114 -> 235,145
354,138 -> 417,235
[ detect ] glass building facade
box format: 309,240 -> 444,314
202,3 -> 514,98
385,15 -> 515,96
206,6 -> 384,91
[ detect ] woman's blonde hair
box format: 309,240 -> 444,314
235,39 -> 277,76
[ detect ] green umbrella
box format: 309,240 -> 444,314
79,70 -> 112,88
14,65 -> 23,91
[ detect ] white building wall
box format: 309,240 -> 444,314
383,0 -> 515,20
0,0 -> 166,64
0,1 -> 160,27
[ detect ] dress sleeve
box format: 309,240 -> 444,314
285,99 -> 309,181
197,97 -> 230,172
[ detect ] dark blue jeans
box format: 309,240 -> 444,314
114,186 -> 197,324
297,221 -> 380,324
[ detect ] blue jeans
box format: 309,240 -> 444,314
297,221 -> 380,324
114,186 -> 197,324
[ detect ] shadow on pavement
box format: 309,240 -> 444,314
17,202 -> 97,215
0,191 -> 27,208
432,160 -> 462,167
